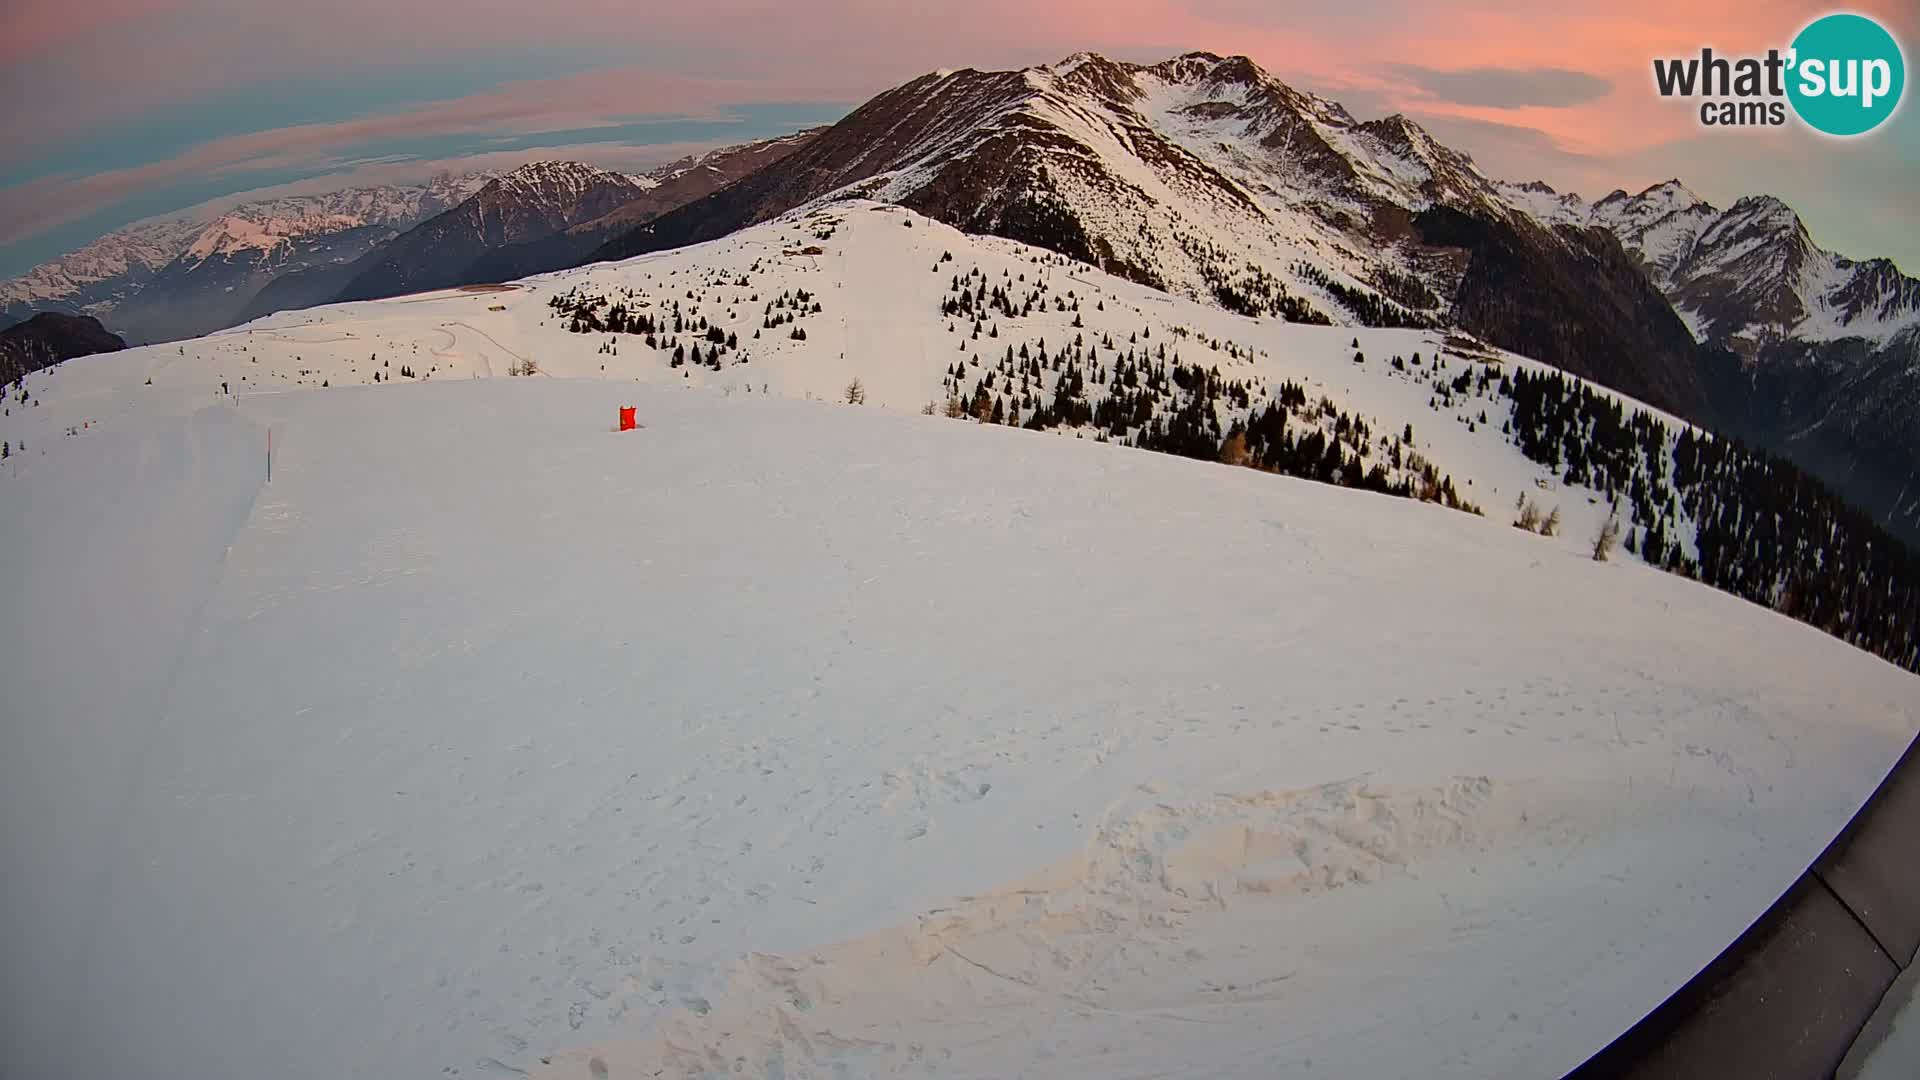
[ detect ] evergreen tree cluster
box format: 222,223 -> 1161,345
1156,224 -> 1326,323
546,277 -> 824,373
1290,261 -> 1435,329
939,261 -> 1088,324
761,288 -> 821,334
934,322 -> 1479,517
1164,231 -> 1288,321
1371,265 -> 1445,314
1500,366 -> 1919,672
1189,252 -> 1330,324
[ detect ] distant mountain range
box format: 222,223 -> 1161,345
322,132 -> 820,303
5,52 -> 1914,542
2,175 -> 491,343
0,135 -> 821,348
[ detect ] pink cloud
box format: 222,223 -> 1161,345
0,0 -> 183,67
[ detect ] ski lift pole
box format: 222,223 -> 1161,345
267,426 -> 272,483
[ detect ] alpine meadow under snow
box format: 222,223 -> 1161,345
1,203 -> 1917,1079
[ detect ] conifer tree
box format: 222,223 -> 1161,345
1592,502 -> 1623,561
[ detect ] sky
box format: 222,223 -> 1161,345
2,0 -> 1915,279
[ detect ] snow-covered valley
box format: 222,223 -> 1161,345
1,205 -> 1916,1080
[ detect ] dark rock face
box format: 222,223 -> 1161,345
112,223 -> 403,343
1413,206 -> 1715,419
329,136 -> 827,305
595,69 -> 1045,264
465,131 -> 823,285
332,162 -> 656,303
1705,333 -> 1920,544
233,261 -> 367,326
0,313 -> 127,385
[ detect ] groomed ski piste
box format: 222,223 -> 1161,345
1,204 -> 1915,1080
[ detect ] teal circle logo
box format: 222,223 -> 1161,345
1787,13 -> 1905,136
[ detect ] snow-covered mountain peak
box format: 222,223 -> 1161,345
1595,179 -> 1707,217
1492,178 -> 1590,226
1042,51 -> 1109,77
1715,193 -> 1803,232
1574,180 -> 1720,294
1037,50 -> 1145,103
1362,113 -> 1449,158
1151,50 -> 1249,85
1691,195 -> 1814,276
1136,51 -> 1356,128
1590,179 -> 1714,233
180,206 -> 401,265
1641,178 -> 1704,207
1355,112 -> 1486,189
1628,184 -> 1920,356
491,161 -> 652,203
609,49 -> 1708,368
1145,49 -> 1234,78
183,216 -> 294,262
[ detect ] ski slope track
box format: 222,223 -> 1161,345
1,205 -> 1916,1080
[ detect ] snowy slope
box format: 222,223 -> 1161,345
2,204 -> 1916,1080
2,204 -> 1692,556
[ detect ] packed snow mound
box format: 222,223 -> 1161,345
545,775 -> 1556,1078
